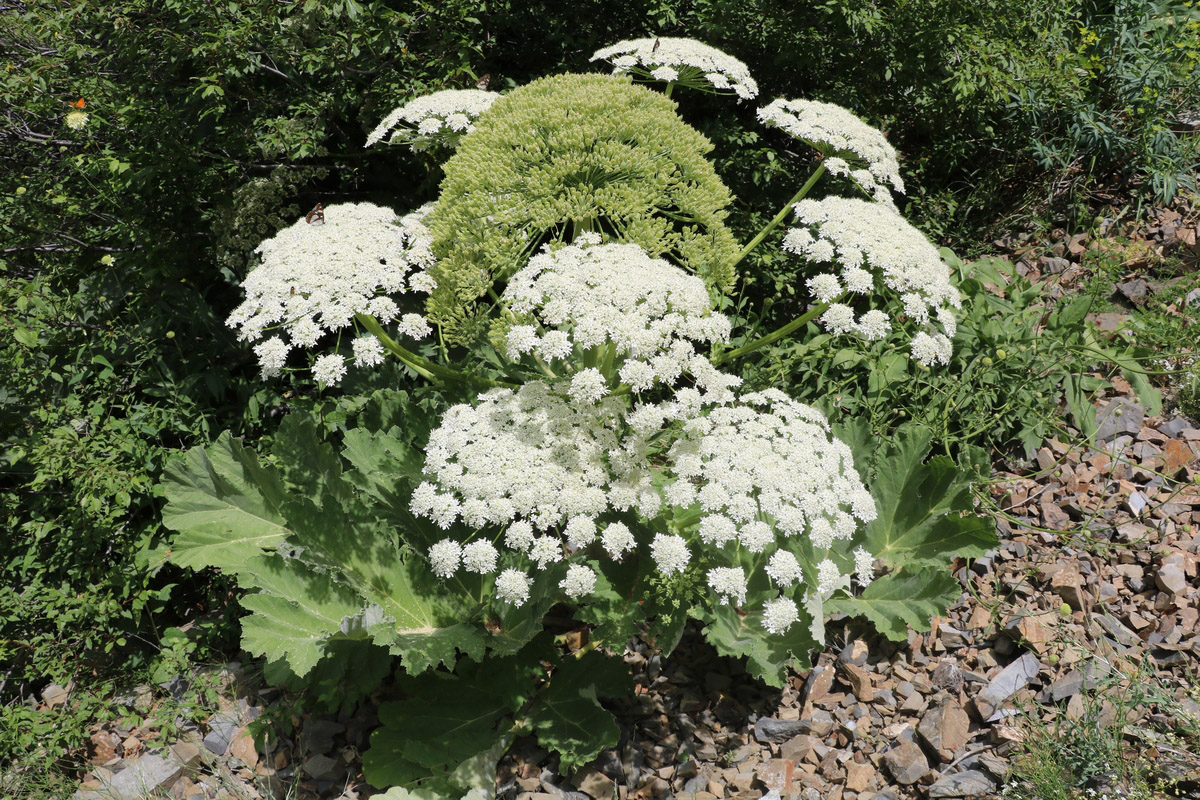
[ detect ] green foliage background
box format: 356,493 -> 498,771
1,0 -> 1195,778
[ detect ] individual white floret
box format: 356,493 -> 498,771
707,567 -> 748,605
651,533 -> 691,575
911,331 -> 952,366
397,313 -> 432,340
366,88 -> 501,147
495,568 -> 531,606
564,516 -> 597,549
807,273 -> 842,303
601,522 -> 636,558
529,535 -> 564,570
591,38 -> 759,99
854,546 -> 875,585
560,564 -> 597,599
758,99 -> 903,195
765,550 -> 803,587
698,514 -> 738,546
312,354 -> 347,385
352,336 -> 385,367
761,596 -> 799,635
462,540 -> 499,574
429,538 -> 462,579
254,337 -> 290,378
856,310 -> 891,341
816,559 -> 844,596
569,368 -> 610,404
821,304 -> 856,335
504,520 -> 535,553
739,520 -> 775,552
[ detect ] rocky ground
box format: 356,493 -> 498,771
53,209 -> 1200,800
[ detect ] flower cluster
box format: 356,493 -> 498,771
591,37 -> 758,99
65,110 -> 89,130
426,73 -> 738,343
411,382 -> 641,533
226,202 -> 436,381
503,238 -> 734,399
365,89 -> 500,149
757,99 -> 904,199
782,197 -> 960,365
661,389 -> 876,550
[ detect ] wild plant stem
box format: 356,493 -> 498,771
356,314 -> 514,388
712,298 -> 835,366
729,163 -> 827,273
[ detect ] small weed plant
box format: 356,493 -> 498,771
162,40 -> 1015,795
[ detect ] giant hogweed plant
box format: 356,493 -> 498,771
162,39 -> 996,796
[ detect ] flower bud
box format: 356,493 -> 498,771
995,349 -> 1007,360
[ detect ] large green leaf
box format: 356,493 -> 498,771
365,644 -> 546,791
161,433 -> 290,572
698,602 -> 818,688
861,426 -> 996,568
826,566 -> 961,642
237,553 -> 366,676
522,650 -> 628,770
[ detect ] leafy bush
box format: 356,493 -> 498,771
162,40 -> 997,794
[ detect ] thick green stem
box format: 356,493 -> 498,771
712,297 -> 836,366
356,314 -> 515,389
730,163 -> 827,273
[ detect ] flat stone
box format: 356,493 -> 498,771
840,663 -> 875,702
927,770 -> 996,798
1161,417 -> 1193,438
41,683 -> 69,708
1051,569 -> 1088,611
571,767 -> 615,799
1157,563 -> 1188,595
1096,398 -> 1145,442
229,727 -> 258,769
302,753 -> 339,779
838,639 -> 870,667
973,653 -> 1040,721
202,712 -> 239,756
917,701 -> 971,762
1114,278 -> 1153,305
300,719 -> 346,754
753,717 -> 805,743
881,740 -> 928,785
844,760 -> 875,792
77,754 -> 183,800
1165,439 -> 1195,475
169,740 -> 202,770
780,734 -> 825,764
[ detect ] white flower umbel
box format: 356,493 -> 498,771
758,99 -> 903,197
495,568 -> 531,607
854,546 -> 875,585
560,564 -> 597,599
783,197 -> 960,363
707,566 -> 748,605
663,388 -> 876,548
651,533 -> 691,575
366,89 -> 501,148
429,539 -> 462,579
761,596 -> 799,635
504,240 -> 735,399
227,202 -> 437,382
591,38 -> 758,99
413,381 -> 641,534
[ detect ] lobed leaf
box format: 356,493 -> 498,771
826,566 -> 961,642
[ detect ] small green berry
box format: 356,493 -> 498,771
166,331 -> 175,339
1059,602 -> 1072,616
